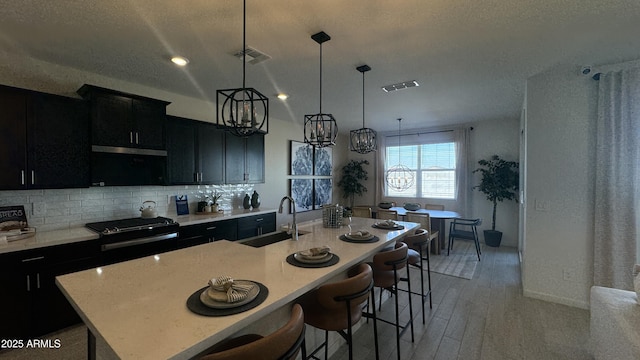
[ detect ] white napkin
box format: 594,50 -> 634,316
299,245 -> 331,258
208,276 -> 255,303
349,230 -> 371,239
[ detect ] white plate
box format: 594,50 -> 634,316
345,232 -> 374,241
294,252 -> 333,264
199,280 -> 260,309
374,222 -> 398,229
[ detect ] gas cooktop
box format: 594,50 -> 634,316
85,217 -> 177,235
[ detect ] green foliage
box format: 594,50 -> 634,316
473,155 -> 519,230
337,160 -> 369,209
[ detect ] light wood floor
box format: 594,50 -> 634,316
0,246 -> 592,360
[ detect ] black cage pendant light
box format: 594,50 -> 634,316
216,0 -> 268,137
304,31 -> 338,148
350,64 -> 377,154
385,118 -> 415,191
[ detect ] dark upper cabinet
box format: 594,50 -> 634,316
0,85 -> 90,190
78,84 -> 169,151
225,132 -> 265,184
167,116 -> 224,185
28,93 -> 90,189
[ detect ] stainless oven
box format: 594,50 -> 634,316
86,217 -> 179,265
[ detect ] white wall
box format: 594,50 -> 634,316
469,119 -> 520,247
523,63 -> 597,309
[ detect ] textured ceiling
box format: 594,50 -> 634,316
1,0 -> 640,132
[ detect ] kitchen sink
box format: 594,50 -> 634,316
239,230 -> 308,248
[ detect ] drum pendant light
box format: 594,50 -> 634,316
304,31 -> 338,148
350,64 -> 377,154
385,118 -> 415,191
216,0 -> 268,137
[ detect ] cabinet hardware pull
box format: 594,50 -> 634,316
31,170 -> 35,185
136,132 -> 140,144
36,273 -> 40,289
255,218 -> 263,222
21,256 -> 45,262
26,275 -> 30,292
21,170 -> 25,185
206,227 -> 217,231
130,131 -> 134,144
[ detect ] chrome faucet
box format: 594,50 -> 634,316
278,196 -> 298,241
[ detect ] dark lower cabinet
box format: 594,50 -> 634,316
0,241 -> 100,340
237,213 -> 276,240
177,219 -> 238,248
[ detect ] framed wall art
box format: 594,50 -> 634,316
290,179 -> 314,213
314,147 -> 332,176
290,141 -> 313,176
313,178 -> 333,209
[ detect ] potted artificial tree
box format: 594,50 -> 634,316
336,160 -> 369,212
473,155 -> 519,247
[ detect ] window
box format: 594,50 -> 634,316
385,141 -> 456,199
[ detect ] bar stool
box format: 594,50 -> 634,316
399,228 -> 432,324
368,241 -> 413,360
351,206 -> 372,218
299,263 -> 379,360
201,304 -> 305,360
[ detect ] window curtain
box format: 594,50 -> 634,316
454,127 -> 471,216
593,67 -> 640,290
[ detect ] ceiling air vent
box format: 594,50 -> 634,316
233,46 -> 271,65
382,80 -> 420,93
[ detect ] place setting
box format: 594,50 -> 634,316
339,229 -> 379,243
186,275 -> 269,316
286,245 -> 340,268
372,219 -> 405,230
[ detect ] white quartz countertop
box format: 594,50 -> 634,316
56,217 -> 418,360
0,208 -> 277,255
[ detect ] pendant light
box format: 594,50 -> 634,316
350,64 -> 377,154
385,118 -> 415,191
304,31 -> 338,148
216,0 -> 269,137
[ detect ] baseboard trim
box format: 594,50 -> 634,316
523,289 -> 589,310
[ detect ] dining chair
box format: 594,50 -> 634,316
424,204 -> 444,210
299,263 -> 379,360
351,206 -> 372,218
405,212 -> 439,254
201,304 -> 305,360
448,218 -> 482,261
377,209 -> 398,220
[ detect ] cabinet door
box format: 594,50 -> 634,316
167,117 -> 197,184
237,213 -> 276,239
0,259 -> 30,339
246,134 -> 265,183
0,86 -> 28,189
28,93 -> 90,189
224,133 -> 246,184
199,123 -> 225,184
91,94 -> 133,148
132,99 -> 166,149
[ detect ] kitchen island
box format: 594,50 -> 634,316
56,217 -> 418,359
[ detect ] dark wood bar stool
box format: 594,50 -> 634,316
299,263 -> 379,360
399,228 -> 432,324
201,304 -> 305,360
368,241 -> 413,360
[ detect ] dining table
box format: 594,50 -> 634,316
55,217 -> 418,360
383,207 -> 461,254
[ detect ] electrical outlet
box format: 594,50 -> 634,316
563,268 -> 575,281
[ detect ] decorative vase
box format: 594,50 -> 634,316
251,191 -> 260,209
211,204 -> 219,212
634,264 -> 640,304
243,194 -> 251,209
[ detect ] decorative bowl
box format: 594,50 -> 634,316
403,203 -> 421,211
378,202 -> 393,209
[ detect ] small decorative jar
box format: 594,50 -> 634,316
243,194 -> 251,209
251,191 -> 260,209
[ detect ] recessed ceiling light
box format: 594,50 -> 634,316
171,56 -> 189,66
277,93 -> 289,100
